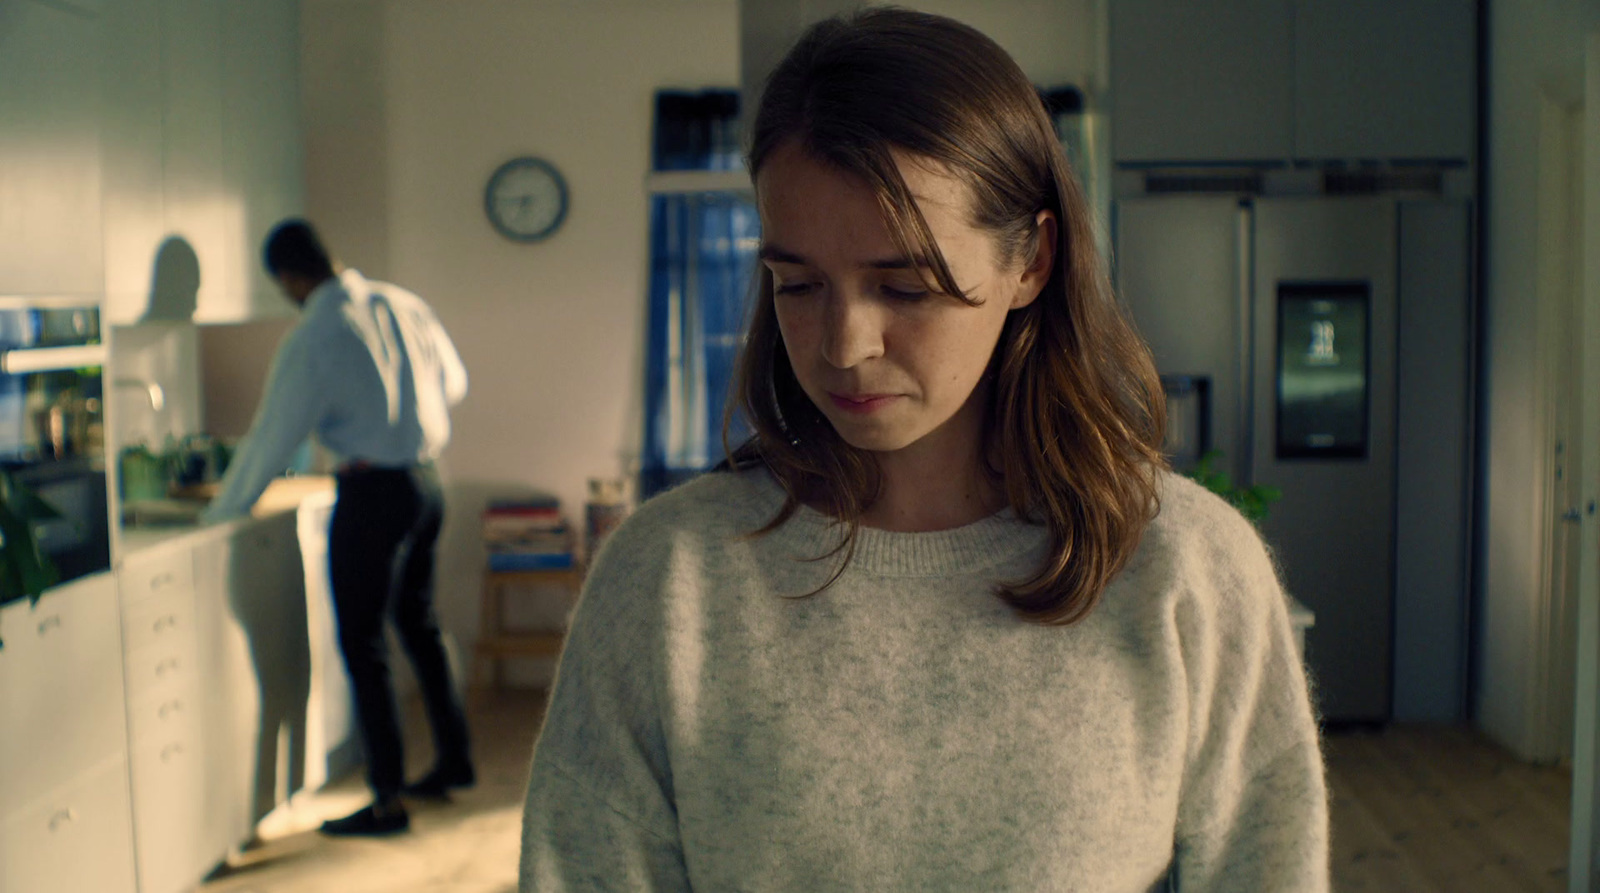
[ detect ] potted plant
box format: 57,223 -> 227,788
0,471 -> 63,650
1185,450 -> 1282,524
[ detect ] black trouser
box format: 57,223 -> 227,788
330,464 -> 471,798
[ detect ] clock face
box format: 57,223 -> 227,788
485,157 -> 568,242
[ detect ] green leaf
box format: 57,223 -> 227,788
0,472 -> 61,606
1182,450 -> 1283,524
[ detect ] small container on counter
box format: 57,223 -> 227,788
584,477 -> 630,565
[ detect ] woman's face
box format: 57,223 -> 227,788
755,141 -> 1051,466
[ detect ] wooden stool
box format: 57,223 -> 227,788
474,565 -> 585,690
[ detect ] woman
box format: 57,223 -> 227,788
520,9 -> 1327,891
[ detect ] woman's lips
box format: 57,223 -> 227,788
828,392 -> 898,413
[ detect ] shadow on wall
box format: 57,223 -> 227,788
146,236 -> 200,322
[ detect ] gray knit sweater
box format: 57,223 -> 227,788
520,469 -> 1328,892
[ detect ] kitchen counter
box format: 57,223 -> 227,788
115,475 -> 335,561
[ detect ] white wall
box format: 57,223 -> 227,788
301,0 -> 740,683
109,324 -> 204,452
1478,0 -> 1596,755
295,0 -> 1103,687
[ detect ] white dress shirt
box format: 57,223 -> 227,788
200,269 -> 468,522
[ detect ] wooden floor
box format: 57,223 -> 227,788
1326,724 -> 1572,892
197,693 -> 1574,892
198,689 -> 545,893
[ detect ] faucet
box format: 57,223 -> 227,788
113,378 -> 166,413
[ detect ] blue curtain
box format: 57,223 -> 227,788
641,192 -> 760,500
642,89 -> 759,500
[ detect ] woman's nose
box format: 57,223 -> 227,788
819,291 -> 886,369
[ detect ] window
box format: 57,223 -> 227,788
641,91 -> 760,499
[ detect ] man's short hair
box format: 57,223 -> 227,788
263,219 -> 336,281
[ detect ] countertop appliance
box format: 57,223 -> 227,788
0,299 -> 110,602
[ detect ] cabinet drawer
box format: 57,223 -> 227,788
129,728 -> 206,893
118,549 -> 194,610
121,580 -> 196,658
0,575 -> 128,814
127,676 -> 200,747
1,755 -> 138,893
123,633 -> 195,700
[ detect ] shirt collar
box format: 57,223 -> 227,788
303,276 -> 342,313
304,268 -> 369,315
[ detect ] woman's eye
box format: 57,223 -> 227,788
774,281 -> 818,296
881,285 -> 929,301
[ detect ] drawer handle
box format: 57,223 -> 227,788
150,572 -> 175,590
36,615 -> 61,636
152,614 -> 178,633
48,808 -> 77,832
160,742 -> 184,762
158,698 -> 183,719
155,657 -> 180,676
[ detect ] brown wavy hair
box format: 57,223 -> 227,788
726,7 -> 1167,625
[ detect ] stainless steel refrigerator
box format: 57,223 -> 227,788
1114,195 -> 1473,723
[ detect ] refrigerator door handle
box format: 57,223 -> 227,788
1236,200 -> 1255,486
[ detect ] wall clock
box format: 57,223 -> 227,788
484,156 -> 569,243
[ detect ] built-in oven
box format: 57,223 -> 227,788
0,300 -> 110,600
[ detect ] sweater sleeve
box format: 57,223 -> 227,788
1170,512 -> 1330,892
520,516 -> 690,892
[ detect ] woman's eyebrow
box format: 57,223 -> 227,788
759,243 -> 931,270
758,244 -> 807,265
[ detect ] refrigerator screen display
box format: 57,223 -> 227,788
1276,283 -> 1370,459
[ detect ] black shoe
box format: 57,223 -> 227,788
402,763 -> 476,800
319,802 -> 410,837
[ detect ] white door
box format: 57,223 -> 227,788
1534,86 -> 1586,766
1568,31 -> 1600,893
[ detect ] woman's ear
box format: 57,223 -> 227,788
1011,209 -> 1057,310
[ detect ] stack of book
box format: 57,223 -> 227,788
483,496 -> 576,571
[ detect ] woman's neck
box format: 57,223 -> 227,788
860,475 -> 1003,533
860,434 -> 1005,534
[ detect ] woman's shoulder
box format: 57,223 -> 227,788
1130,470 -> 1282,609
636,467 -> 782,530
1146,471 -> 1268,558
588,468 -> 782,568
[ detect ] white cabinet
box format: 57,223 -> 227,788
190,530 -> 263,856
100,0 -> 304,324
296,490 -> 356,791
1292,0 -> 1475,162
0,0 -> 104,297
223,512 -> 310,822
47,0 -> 107,16
1111,0 -> 1476,164
1110,0 -> 1293,164
0,573 -> 136,893
211,0 -> 304,323
0,574 -> 128,816
119,514 -> 309,893
118,548 -> 210,893
159,0 -> 236,322
0,756 -> 137,893
100,0 -> 170,324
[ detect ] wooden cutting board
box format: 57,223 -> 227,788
159,475 -> 335,519
249,476 -> 335,516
